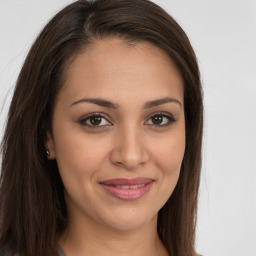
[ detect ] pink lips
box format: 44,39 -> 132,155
99,177 -> 154,201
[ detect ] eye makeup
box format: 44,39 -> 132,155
77,111 -> 176,130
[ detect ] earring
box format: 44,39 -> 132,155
46,149 -> 50,157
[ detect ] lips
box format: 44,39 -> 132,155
99,177 -> 154,201
99,177 -> 154,186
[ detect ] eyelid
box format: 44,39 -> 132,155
144,111 -> 176,127
146,111 -> 174,119
78,111 -> 176,129
78,112 -> 112,129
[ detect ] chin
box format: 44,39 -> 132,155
99,208 -> 157,231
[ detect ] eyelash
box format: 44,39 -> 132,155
78,112 -> 176,130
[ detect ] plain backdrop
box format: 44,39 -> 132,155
0,1 -> 256,256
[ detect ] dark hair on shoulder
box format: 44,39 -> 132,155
0,0 -> 203,255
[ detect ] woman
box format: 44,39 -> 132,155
0,0 -> 203,255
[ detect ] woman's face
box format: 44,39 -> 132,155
47,38 -> 185,231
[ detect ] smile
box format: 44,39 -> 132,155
99,178 -> 154,201
110,184 -> 146,189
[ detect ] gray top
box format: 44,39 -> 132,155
0,248 -> 65,256
58,247 -> 66,256
1,248 -> 203,256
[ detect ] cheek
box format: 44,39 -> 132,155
154,131 -> 185,176
152,127 -> 185,204
52,126 -> 109,181
53,131 -> 111,210
152,138 -> 185,213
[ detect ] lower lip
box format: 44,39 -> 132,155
100,182 -> 153,201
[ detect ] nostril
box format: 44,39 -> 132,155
109,139 -> 149,169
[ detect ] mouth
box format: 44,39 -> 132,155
99,177 -> 154,201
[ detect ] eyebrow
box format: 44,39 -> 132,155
70,97 -> 182,109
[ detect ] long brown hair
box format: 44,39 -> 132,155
0,0 -> 203,255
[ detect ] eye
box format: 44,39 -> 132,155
145,112 -> 176,127
79,113 -> 111,129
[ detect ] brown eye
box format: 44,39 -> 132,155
145,113 -> 176,127
151,115 -> 163,125
79,114 -> 111,128
89,116 -> 102,125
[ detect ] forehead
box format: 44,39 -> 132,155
59,38 -> 184,106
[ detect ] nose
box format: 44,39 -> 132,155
109,125 -> 149,170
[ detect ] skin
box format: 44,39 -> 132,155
47,38 -> 185,256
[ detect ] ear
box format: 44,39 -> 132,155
45,131 -> 56,160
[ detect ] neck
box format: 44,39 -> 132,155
59,202 -> 168,256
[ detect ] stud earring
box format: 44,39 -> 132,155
46,149 -> 50,157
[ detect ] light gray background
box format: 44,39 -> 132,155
0,1 -> 256,255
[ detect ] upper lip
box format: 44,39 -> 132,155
99,177 -> 154,186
